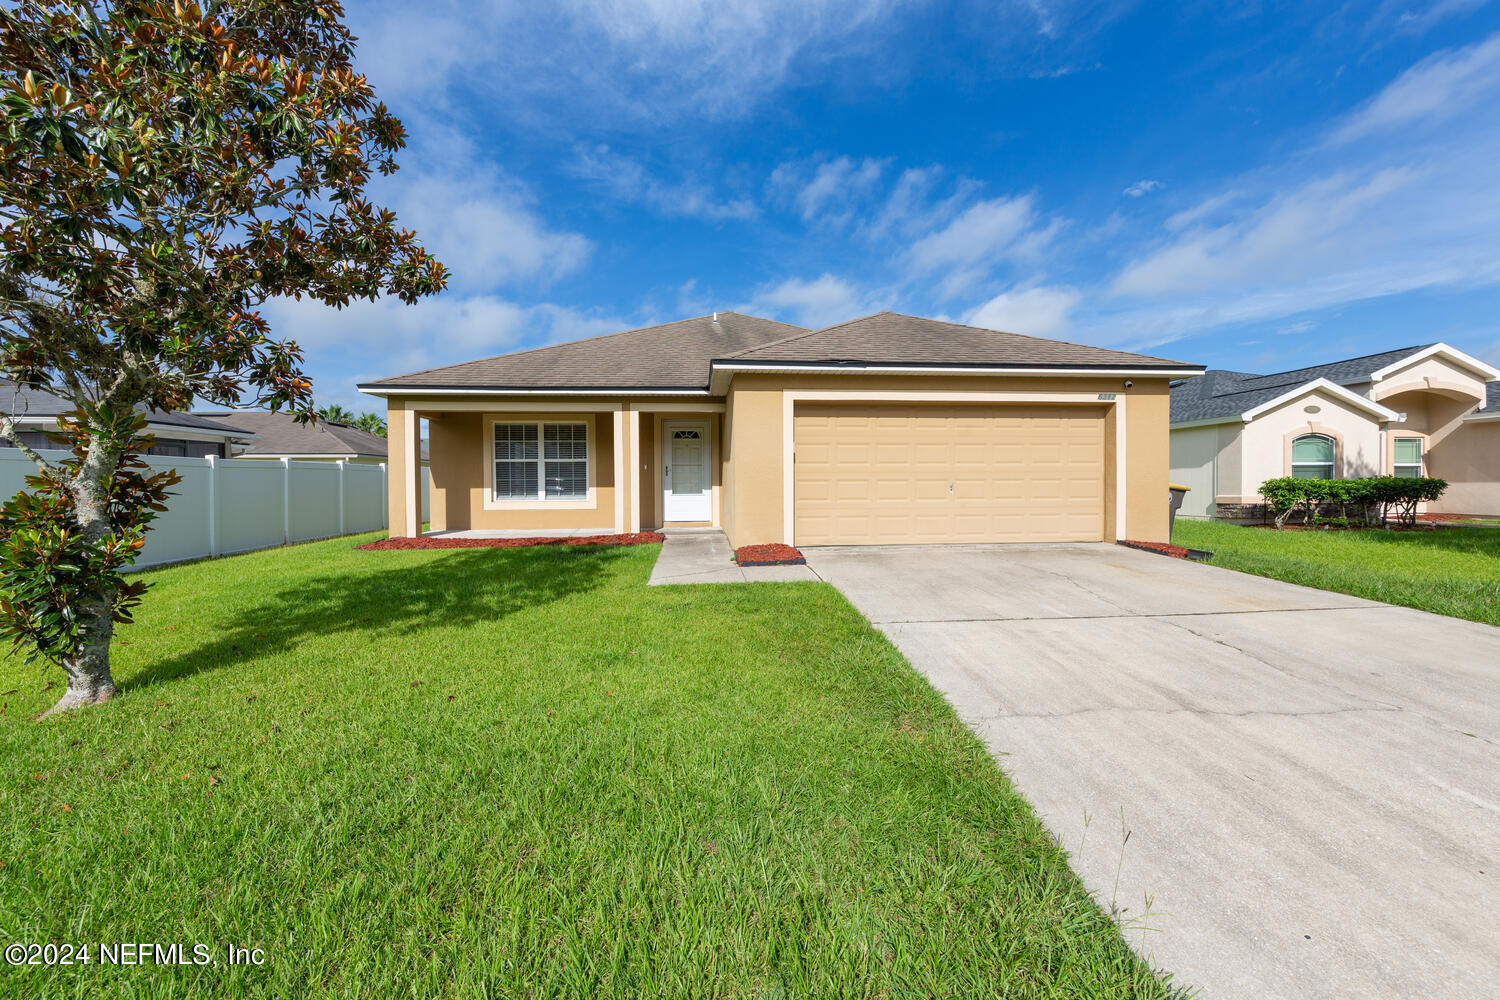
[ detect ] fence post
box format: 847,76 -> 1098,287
338,459 -> 346,536
281,457 -> 291,545
380,462 -> 388,530
205,455 -> 219,557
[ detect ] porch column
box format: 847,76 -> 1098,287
626,407 -> 641,534
387,403 -> 422,538
612,405 -> 626,534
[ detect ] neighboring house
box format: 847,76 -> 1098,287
194,409 -> 390,464
1169,343 -> 1500,519
357,312 -> 1202,547
195,408 -> 432,515
1,382 -> 253,457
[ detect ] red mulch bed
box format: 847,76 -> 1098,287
357,532 -> 664,551
1119,539 -> 1211,561
735,543 -> 806,567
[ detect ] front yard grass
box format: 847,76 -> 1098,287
0,535 -> 1175,999
1173,520 -> 1500,626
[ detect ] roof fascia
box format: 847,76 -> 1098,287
1239,378 -> 1401,423
1170,416 -> 1242,430
8,415 -> 255,441
1369,343 -> 1500,383
708,362 -> 1203,396
357,385 -> 712,398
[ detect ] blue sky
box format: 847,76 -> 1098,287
263,1 -> 1500,412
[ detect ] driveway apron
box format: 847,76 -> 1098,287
805,542 -> 1500,1000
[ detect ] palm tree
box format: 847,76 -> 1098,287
353,412 -> 387,437
317,403 -> 356,425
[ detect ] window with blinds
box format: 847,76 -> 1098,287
494,422 -> 588,500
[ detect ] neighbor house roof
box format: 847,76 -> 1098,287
1169,345 -> 1434,424
194,410 -> 388,459
2,382 -> 254,437
359,313 -> 808,392
721,312 -> 1197,370
359,311 -> 1200,395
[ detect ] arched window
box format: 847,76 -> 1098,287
1291,434 -> 1335,479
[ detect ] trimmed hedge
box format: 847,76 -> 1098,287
1258,476 -> 1447,528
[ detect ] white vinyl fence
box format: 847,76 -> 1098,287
0,448 -> 400,569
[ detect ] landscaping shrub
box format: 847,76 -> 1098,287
1258,476 -> 1448,528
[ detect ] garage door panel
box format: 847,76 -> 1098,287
794,403 -> 1104,545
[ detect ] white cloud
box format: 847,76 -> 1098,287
1164,189 -> 1247,231
1112,167 -> 1425,297
965,285 -> 1080,336
1328,33 -> 1500,144
572,145 -> 757,221
777,156 -> 886,223
372,133 -> 592,292
742,274 -> 874,328
1123,179 -> 1163,197
903,195 -> 1061,298
353,0 -> 912,124
1386,0 -> 1490,36
260,294 -> 626,409
906,195 -> 1048,271
351,0 -> 1105,128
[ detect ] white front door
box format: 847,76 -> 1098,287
663,420 -> 712,522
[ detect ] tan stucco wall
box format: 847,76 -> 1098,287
399,377 -> 1175,543
1427,420 -> 1500,514
1169,424 -> 1219,518
1227,388 -> 1383,499
721,382 -> 783,547
1215,423 -> 1242,502
722,373 -> 1174,547
426,410 -> 617,532
1371,357 -> 1488,404
385,404 -> 420,535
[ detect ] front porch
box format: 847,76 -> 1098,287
386,400 -> 724,539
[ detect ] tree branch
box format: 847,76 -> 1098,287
0,414 -> 58,473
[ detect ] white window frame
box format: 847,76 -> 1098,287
1290,433 -> 1336,479
1393,436 -> 1424,479
484,416 -> 596,510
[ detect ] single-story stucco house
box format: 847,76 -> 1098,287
3,382 -> 254,457
1169,342 -> 1500,520
357,312 -> 1202,548
194,409 -> 392,464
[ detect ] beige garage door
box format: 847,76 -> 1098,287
794,403 -> 1106,545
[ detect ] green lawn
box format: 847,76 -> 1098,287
1173,520 -> 1500,626
0,535 -> 1177,999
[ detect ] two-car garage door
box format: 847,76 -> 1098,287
793,403 -> 1106,545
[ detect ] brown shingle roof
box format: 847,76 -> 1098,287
359,312 -> 807,391
358,310 -> 1200,393
3,382 -> 255,436
722,312 -> 1198,369
194,410 -> 388,458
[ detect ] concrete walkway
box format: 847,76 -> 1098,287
647,529 -> 820,585
804,542 -> 1500,1000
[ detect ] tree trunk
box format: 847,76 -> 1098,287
40,439 -> 121,718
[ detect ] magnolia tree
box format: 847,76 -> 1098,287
0,1 -> 446,716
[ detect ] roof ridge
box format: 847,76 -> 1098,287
724,310 -> 1189,365
720,311 -> 886,359
378,312 -> 801,383
326,422 -> 385,449
1238,344 -> 1433,383
912,312 -> 1190,363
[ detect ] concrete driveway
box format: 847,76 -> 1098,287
804,543 -> 1500,999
